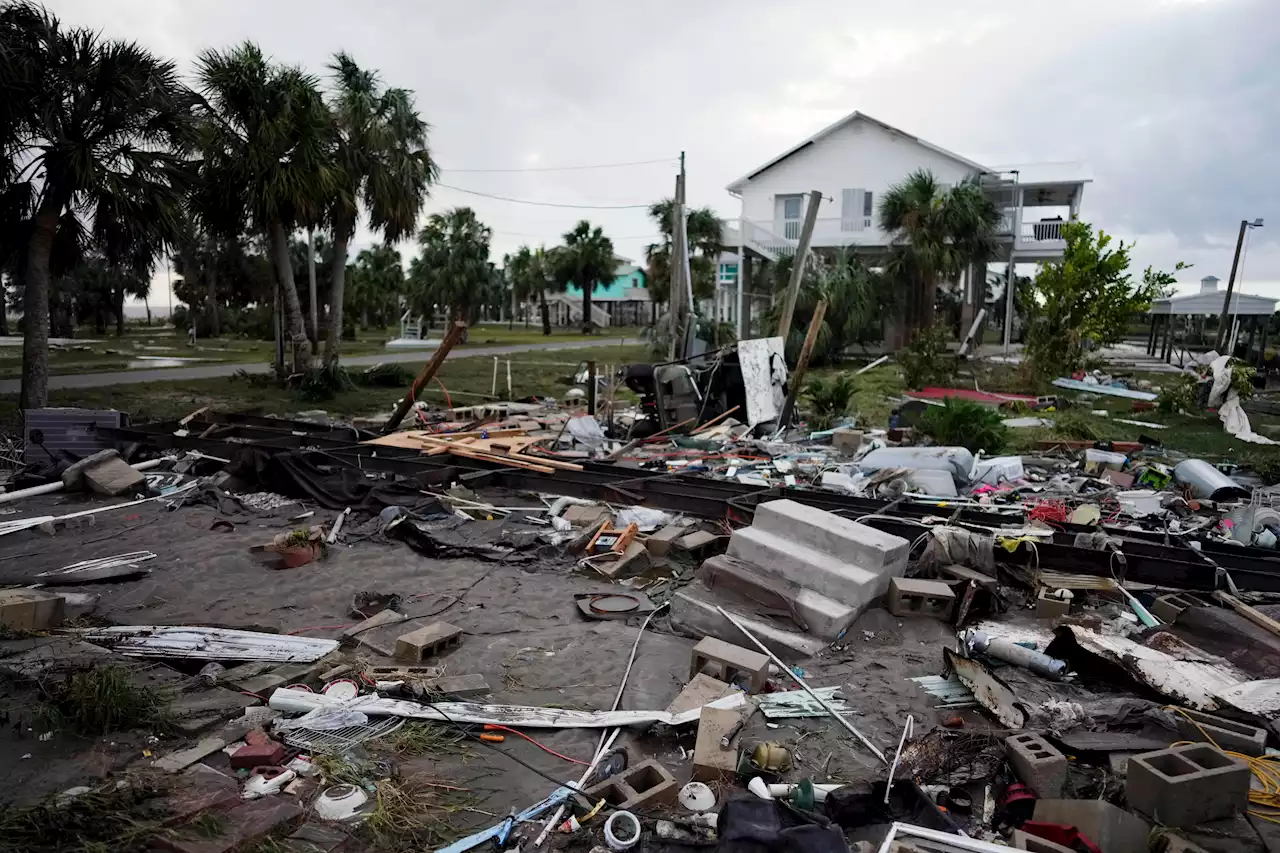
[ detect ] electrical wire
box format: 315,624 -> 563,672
481,725 -> 589,766
435,183 -> 651,210
1167,706 -> 1280,823
441,158 -> 675,174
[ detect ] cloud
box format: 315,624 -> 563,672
43,0 -> 1280,306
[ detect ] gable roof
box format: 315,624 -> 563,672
725,110 -> 991,193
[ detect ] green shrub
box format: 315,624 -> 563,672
897,325 -> 954,389
804,373 -> 857,430
919,397 -> 1007,454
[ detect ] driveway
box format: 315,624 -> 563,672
0,338 -> 643,394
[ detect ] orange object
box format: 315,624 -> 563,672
587,521 -> 639,555
479,733 -> 505,743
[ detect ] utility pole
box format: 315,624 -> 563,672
307,228 -> 319,349
668,154 -> 688,360
1216,218 -> 1264,351
776,190 -> 822,340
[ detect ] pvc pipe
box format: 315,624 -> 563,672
0,455 -> 176,505
717,606 -> 887,764
604,811 -> 640,851
766,783 -> 842,802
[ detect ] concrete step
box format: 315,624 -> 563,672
727,526 -> 892,609
752,499 -> 909,570
670,581 -> 825,662
698,554 -> 859,640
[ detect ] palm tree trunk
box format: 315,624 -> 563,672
144,296 -> 151,326
581,282 -> 593,335
269,220 -> 313,373
206,262 -> 220,336
539,290 -> 551,336
115,284 -> 125,337
325,229 -> 350,366
0,285 -> 8,337
921,269 -> 937,331
20,198 -> 61,410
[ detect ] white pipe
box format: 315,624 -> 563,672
717,606 -> 887,764
0,455 -> 175,505
766,783 -> 842,802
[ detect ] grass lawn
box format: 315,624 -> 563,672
0,323 -> 646,378
0,343 -> 652,432
813,356 -> 1280,476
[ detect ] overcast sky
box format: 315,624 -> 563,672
48,0 -> 1280,309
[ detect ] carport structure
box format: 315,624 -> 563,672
1147,276 -> 1276,366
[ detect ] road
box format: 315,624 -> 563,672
0,338 -> 643,394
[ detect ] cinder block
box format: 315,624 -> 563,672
0,588 -> 65,631
690,636 -> 770,693
832,428 -> 864,454
83,455 -> 146,495
1126,743 -> 1250,826
394,622 -> 462,663
675,530 -> 723,554
1012,830 -> 1076,853
692,707 -> 741,782
1152,594 -> 1200,624
665,673 -> 734,716
888,577 -> 956,620
646,525 -> 686,557
580,758 -> 677,810
563,504 -> 612,527
1036,589 -> 1070,619
1172,707 -> 1267,757
596,541 -> 650,580
1006,732 -> 1068,797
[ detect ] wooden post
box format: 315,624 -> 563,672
778,299 -> 828,427
776,190 -> 823,341
383,321 -> 468,433
586,360 -> 597,416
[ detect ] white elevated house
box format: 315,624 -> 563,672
717,110 -> 1091,344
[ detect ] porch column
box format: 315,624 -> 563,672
1258,318 -> 1270,370
1002,256 -> 1017,355
737,218 -> 747,339
1146,313 -> 1157,356
1163,315 -> 1174,362
740,256 -> 753,339
1247,315 -> 1259,360
959,265 -> 974,337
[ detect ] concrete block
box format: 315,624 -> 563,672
664,673 -> 734,717
1036,589 -> 1070,620
580,758 -> 677,810
1127,743 -> 1251,826
563,504 -> 612,527
698,554 -> 859,640
595,541 -> 650,580
153,797 -> 303,853
1152,593 -> 1202,624
646,525 -> 686,557
676,530 -> 723,553
690,636 -> 770,693
888,577 -> 956,620
1033,800 -> 1149,853
424,674 -> 490,698
394,621 -> 463,663
832,428 -> 864,455
692,707 -> 741,782
0,589 -> 65,631
669,585 -> 825,662
1173,707 -> 1268,757
1006,731 -> 1068,797
1013,830 -> 1076,853
752,499 -> 910,574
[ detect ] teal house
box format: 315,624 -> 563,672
554,262 -> 653,327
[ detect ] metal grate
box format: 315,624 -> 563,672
282,716 -> 406,754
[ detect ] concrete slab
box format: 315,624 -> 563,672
752,499 -> 909,572
728,526 -> 886,606
698,554 -> 859,640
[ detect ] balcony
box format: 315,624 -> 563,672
1015,219 -> 1067,256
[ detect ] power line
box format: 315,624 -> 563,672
440,157 -> 675,174
436,182 -> 652,210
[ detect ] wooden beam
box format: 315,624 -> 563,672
382,321 -> 468,433
778,299 -> 828,427
1215,591 -> 1280,639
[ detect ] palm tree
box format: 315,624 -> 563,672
195,42 -> 336,374
346,242 -> 404,329
644,200 -> 723,306
554,221 -> 615,334
505,245 -> 553,336
409,207 -> 492,331
324,52 -> 436,365
2,3 -> 195,408
878,169 -> 1000,338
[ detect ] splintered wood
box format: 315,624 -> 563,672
363,428 -> 584,473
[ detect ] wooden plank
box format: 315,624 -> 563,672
692,405 -> 741,435
384,320 -> 468,433
1215,591 -> 1280,639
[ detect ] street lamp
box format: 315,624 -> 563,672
1216,217 -> 1265,351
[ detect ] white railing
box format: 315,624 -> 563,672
1021,220 -> 1066,242
740,219 -> 795,258
783,220 -> 800,240
399,309 -> 422,340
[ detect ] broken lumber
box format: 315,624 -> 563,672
383,320 -> 468,433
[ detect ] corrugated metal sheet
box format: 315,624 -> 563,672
78,626 -> 339,663
758,687 -> 848,719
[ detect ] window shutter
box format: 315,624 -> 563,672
863,190 -> 874,222
841,188 -> 862,232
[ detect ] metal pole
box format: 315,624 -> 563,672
776,190 -> 823,340
716,606 -> 886,764
1217,219 -> 1249,351
586,361 -> 597,416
